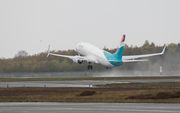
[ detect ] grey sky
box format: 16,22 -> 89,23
0,0 -> 180,58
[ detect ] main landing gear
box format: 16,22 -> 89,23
87,62 -> 93,70
106,67 -> 111,69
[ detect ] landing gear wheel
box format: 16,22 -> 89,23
87,62 -> 93,70
88,65 -> 93,70
90,65 -> 93,69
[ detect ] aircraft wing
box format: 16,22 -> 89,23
47,45 -> 91,62
48,53 -> 89,60
122,46 -> 166,62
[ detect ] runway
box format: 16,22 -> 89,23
1,79 -> 180,113
0,102 -> 180,113
0,79 -> 180,87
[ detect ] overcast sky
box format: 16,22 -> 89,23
0,0 -> 180,58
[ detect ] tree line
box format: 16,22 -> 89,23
0,40 -> 179,73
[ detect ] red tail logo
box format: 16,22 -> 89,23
121,34 -> 126,43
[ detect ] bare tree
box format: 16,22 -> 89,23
15,50 -> 28,58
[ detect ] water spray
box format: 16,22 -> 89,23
160,60 -> 162,75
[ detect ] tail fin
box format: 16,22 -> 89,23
112,34 -> 125,60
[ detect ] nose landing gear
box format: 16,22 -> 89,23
106,67 -> 111,69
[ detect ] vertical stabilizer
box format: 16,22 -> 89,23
112,35 -> 125,60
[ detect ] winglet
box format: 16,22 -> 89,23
161,45 -> 166,55
47,45 -> 50,57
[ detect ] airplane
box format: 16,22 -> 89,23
47,35 -> 166,69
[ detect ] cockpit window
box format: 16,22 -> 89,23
79,45 -> 84,48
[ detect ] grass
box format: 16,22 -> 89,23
1,88 -> 180,103
1,76 -> 180,82
0,82 -> 180,103
95,82 -> 180,88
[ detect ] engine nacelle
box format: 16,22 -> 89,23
73,59 -> 83,64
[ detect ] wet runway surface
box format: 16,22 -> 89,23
0,79 -> 180,87
0,102 -> 180,113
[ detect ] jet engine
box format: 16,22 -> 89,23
73,59 -> 83,64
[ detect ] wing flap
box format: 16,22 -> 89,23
122,59 -> 148,62
108,60 -> 122,63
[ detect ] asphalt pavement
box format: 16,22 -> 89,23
0,102 -> 179,113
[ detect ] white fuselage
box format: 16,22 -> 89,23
76,42 -> 114,67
